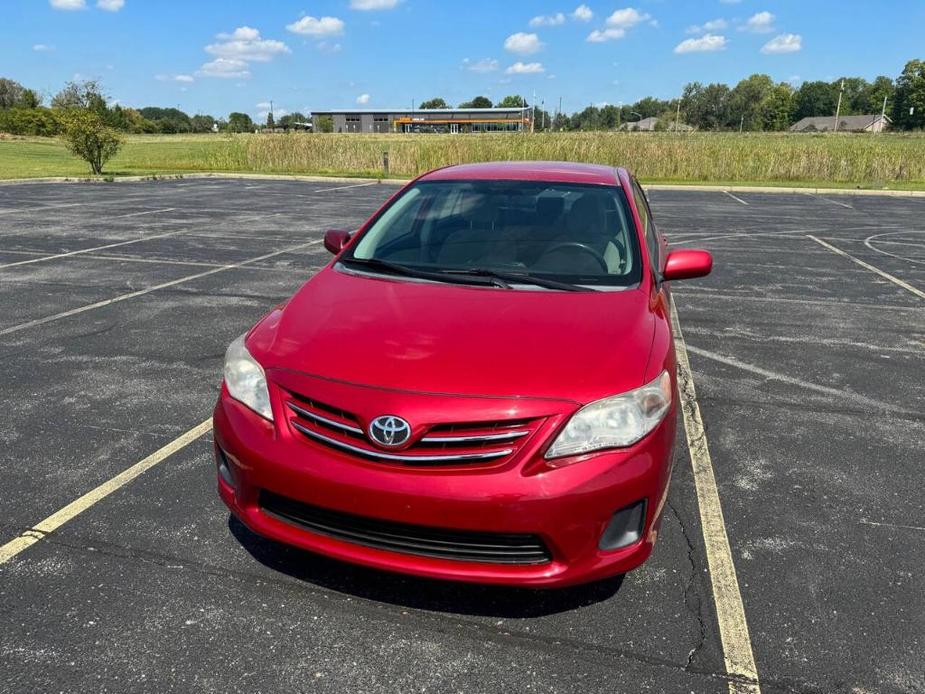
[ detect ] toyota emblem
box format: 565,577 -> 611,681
368,415 -> 412,448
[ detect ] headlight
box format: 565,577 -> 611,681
223,334 -> 273,421
545,371 -> 672,459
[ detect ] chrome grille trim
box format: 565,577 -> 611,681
287,402 -> 364,435
292,422 -> 513,463
420,430 -> 531,443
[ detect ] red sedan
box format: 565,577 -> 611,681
213,162 -> 712,587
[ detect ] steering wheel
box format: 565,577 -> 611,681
538,242 -> 608,273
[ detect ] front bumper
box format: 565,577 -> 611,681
213,389 -> 676,588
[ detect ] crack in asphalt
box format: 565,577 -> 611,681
667,499 -> 708,671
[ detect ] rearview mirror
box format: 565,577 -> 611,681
324,229 -> 352,255
662,249 -> 713,282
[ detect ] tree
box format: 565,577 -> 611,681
758,83 -> 795,131
190,114 -> 216,133
52,80 -> 107,112
139,107 -> 191,133
794,80 -> 838,120
458,96 -> 492,109
728,74 -> 775,130
227,112 -> 255,133
630,96 -> 668,119
58,109 -> 122,175
860,76 -> 894,115
682,82 -> 730,130
418,98 -> 448,109
892,59 -> 925,130
0,78 -> 26,109
316,115 -> 334,133
496,95 -> 528,108
277,112 -> 307,130
266,111 -> 275,129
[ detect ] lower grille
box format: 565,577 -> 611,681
259,490 -> 552,565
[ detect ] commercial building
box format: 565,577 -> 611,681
311,107 -> 532,134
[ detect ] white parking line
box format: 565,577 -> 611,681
808,235 -> 924,300
0,239 -> 323,337
671,301 -> 761,694
0,419 -> 213,564
0,227 -> 192,269
110,207 -> 176,219
313,182 -> 378,193
723,191 -> 749,206
807,193 -> 853,209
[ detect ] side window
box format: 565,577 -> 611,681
632,180 -> 659,271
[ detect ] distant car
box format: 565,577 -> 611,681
213,161 -> 712,587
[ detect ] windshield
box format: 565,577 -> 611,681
346,180 -> 642,288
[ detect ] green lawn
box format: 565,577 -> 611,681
1,132 -> 924,190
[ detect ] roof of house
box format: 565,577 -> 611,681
621,116 -> 693,131
419,161 -> 623,186
790,114 -> 891,131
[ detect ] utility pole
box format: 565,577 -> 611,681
833,79 -> 845,132
557,96 -> 562,131
531,89 -> 536,134
739,114 -> 744,132
879,94 -> 888,133
674,98 -> 681,133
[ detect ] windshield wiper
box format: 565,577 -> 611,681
340,257 -> 507,288
443,268 -> 588,292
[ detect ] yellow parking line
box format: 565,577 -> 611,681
808,235 -> 925,300
671,299 -> 761,694
0,418 -> 213,564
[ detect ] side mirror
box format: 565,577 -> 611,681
662,249 -> 713,282
323,229 -> 352,255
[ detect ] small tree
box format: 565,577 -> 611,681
58,109 -> 122,175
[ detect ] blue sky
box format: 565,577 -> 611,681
4,0 -> 923,120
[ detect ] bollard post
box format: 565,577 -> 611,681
382,151 -> 390,178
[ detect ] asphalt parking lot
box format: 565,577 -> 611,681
0,178 -> 922,693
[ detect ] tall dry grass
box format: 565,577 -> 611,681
103,131 -> 925,186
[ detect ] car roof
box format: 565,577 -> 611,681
419,161 -> 625,186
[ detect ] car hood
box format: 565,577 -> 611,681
248,266 -> 655,404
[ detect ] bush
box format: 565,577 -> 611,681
0,107 -> 60,136
57,109 -> 123,175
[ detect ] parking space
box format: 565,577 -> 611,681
1,179 -> 922,693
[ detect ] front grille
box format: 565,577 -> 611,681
260,490 -> 552,565
285,390 -> 541,467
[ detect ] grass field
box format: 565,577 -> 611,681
1,132 -> 924,189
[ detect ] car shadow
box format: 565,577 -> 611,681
228,515 -> 624,618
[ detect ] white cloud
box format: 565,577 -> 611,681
287,16 -> 346,36
687,18 -> 727,34
96,0 -> 124,10
156,74 -> 194,83
505,62 -> 545,75
356,93 -> 371,105
504,32 -> 543,55
743,11 -> 775,33
462,58 -> 499,73
605,8 -> 650,29
206,27 -> 290,62
587,28 -> 625,42
33,44 -> 55,52
761,33 -> 802,54
674,34 -> 728,54
530,13 -> 565,27
49,0 -> 85,9
350,0 -> 399,8
317,41 -> 343,54
198,58 -> 250,79
572,4 -> 593,21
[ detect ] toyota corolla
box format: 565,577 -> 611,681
213,162 -> 712,587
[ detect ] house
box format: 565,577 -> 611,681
619,116 -> 693,132
311,107 -> 532,134
790,114 -> 891,133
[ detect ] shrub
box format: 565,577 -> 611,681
57,109 -> 123,175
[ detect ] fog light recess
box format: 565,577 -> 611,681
599,499 -> 647,551
216,446 -> 235,488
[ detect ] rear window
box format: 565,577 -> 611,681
348,180 -> 642,288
